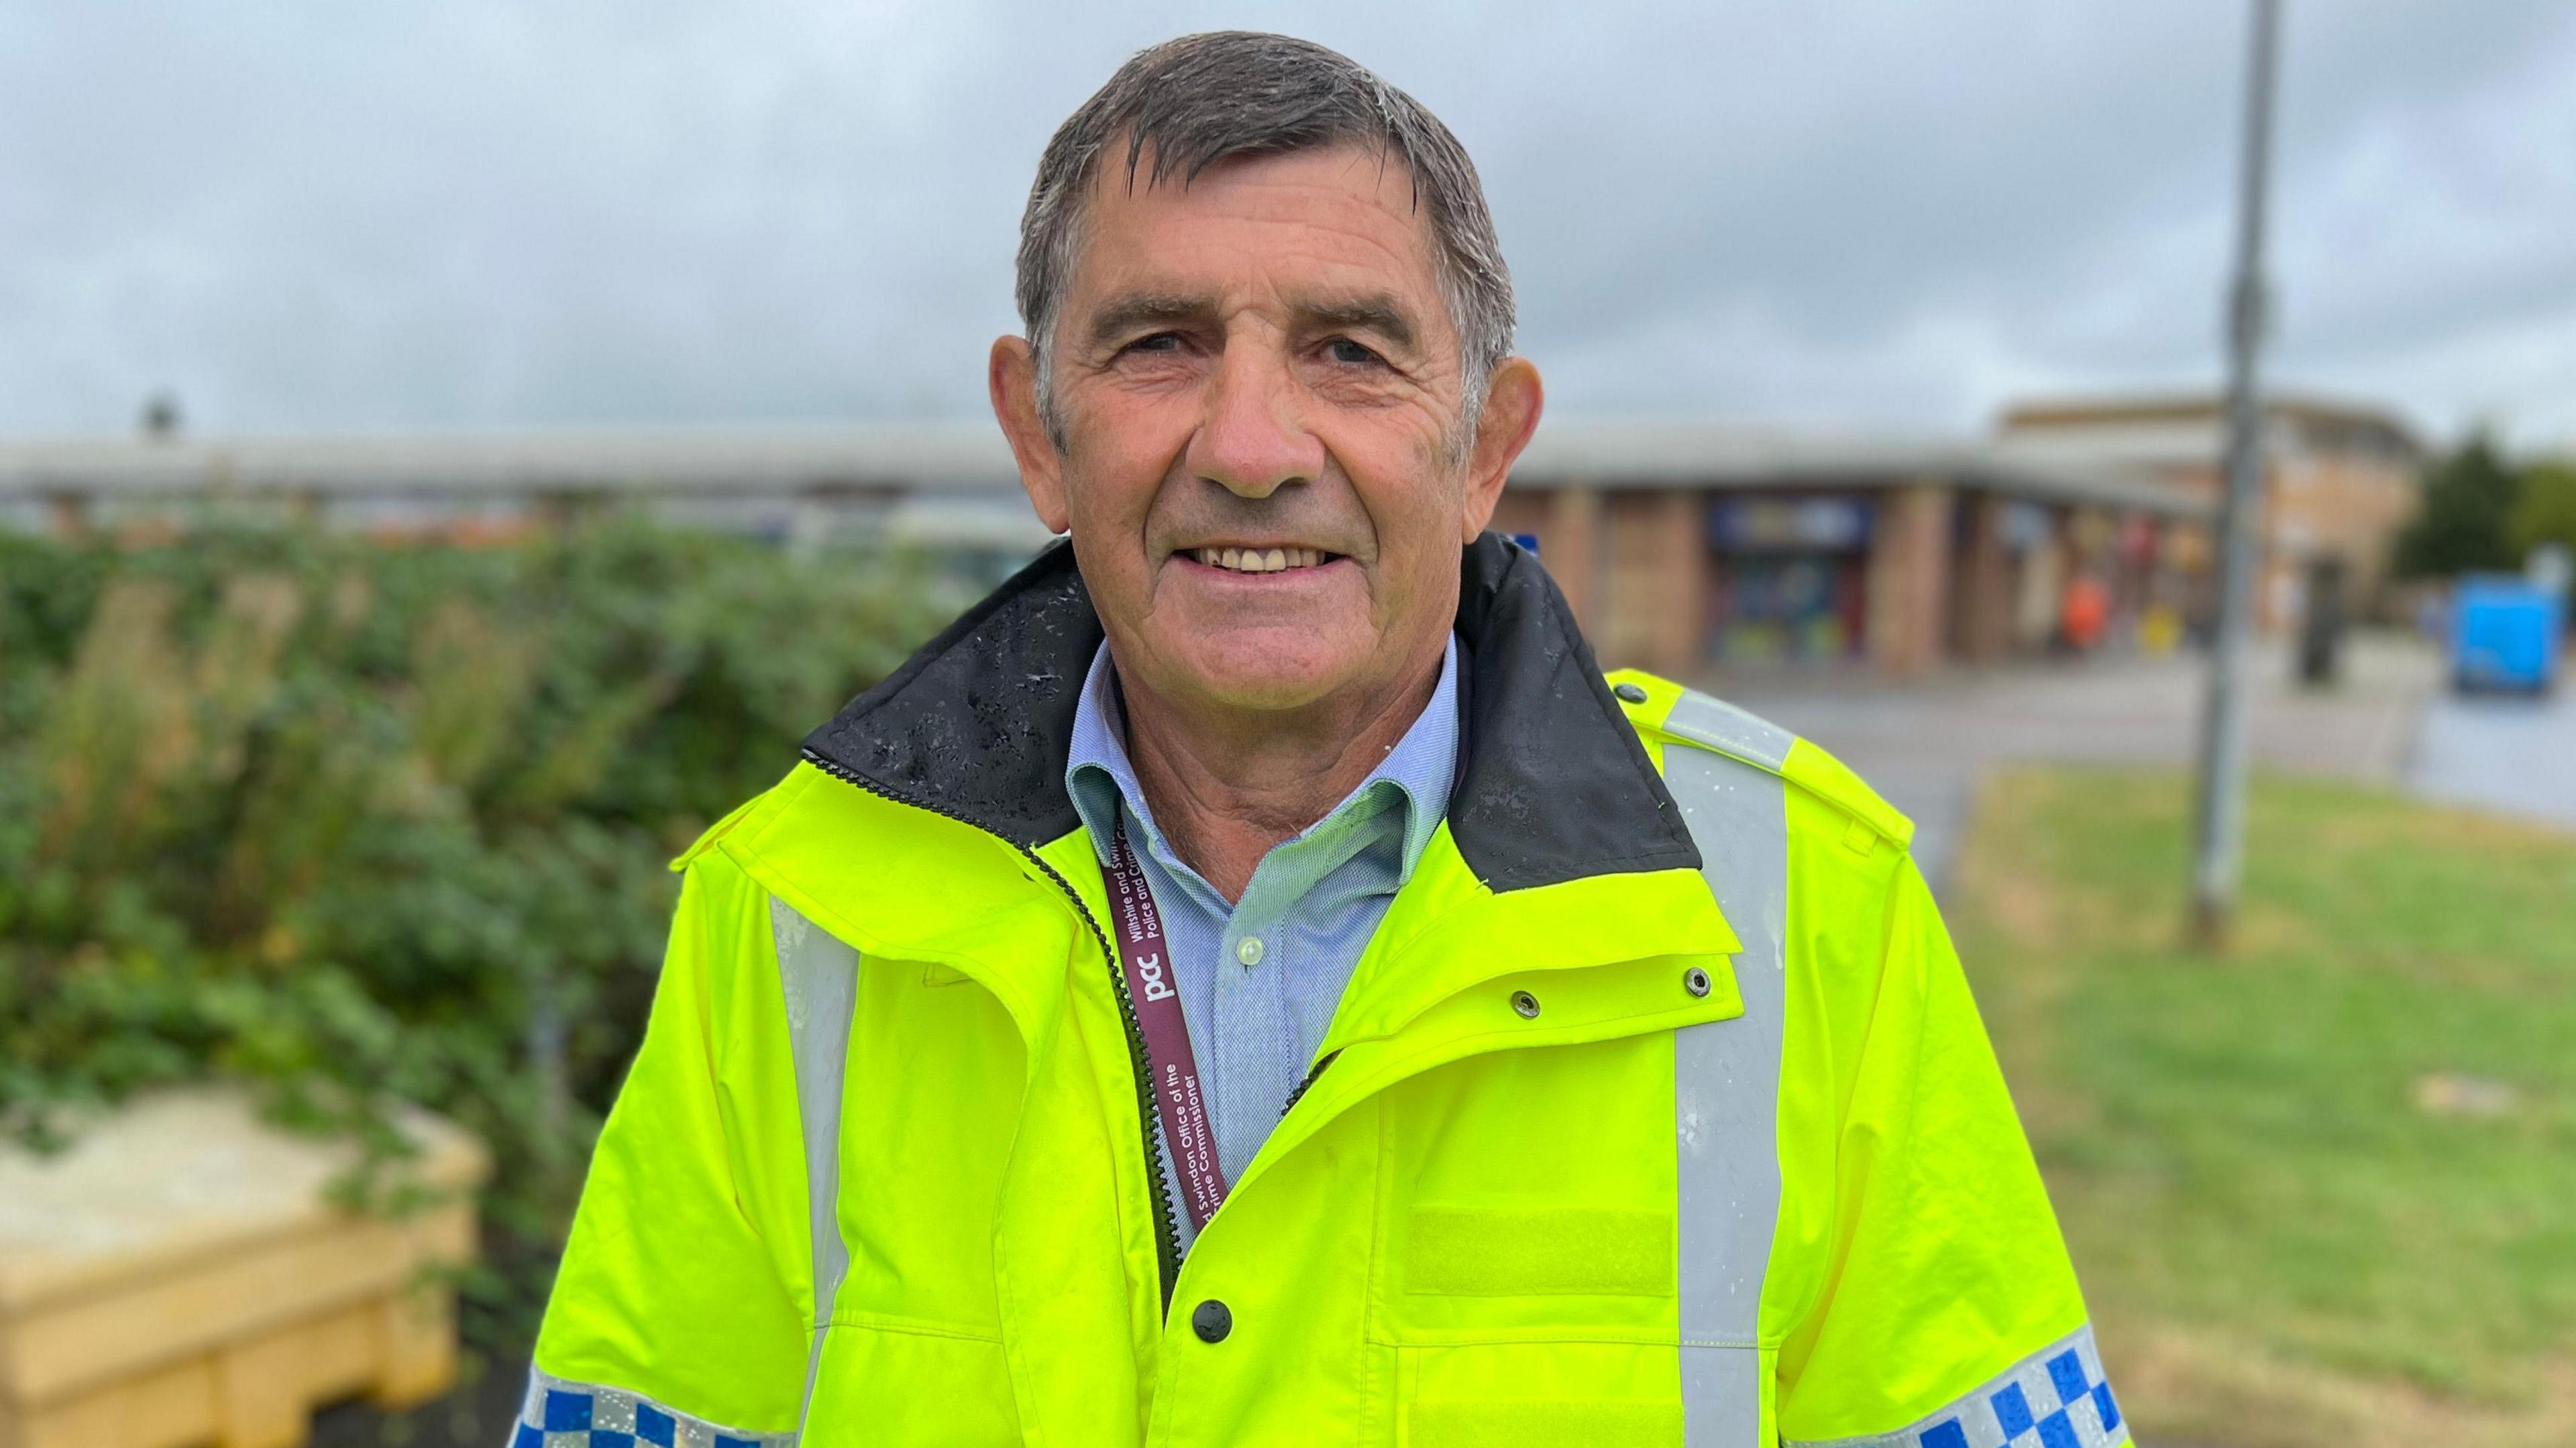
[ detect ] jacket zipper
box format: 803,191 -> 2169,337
1279,1048 -> 1339,1119
798,748 -> 1186,1313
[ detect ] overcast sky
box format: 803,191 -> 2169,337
5,1 -> 2573,449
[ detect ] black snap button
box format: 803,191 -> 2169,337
1684,966 -> 1712,998
1192,1298 -> 1232,1343
1510,989 -> 1541,1019
1613,682 -> 1648,704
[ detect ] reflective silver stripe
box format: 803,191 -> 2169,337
1666,689 -> 1793,1446
1786,1324 -> 2127,1448
1680,1345 -> 1764,1447
516,1367 -> 797,1447
1664,689 -> 1796,774
770,896 -> 858,1434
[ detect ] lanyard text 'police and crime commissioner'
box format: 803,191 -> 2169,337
1101,820 -> 1229,1232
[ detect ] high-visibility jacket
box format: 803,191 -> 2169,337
523,535 -> 2126,1448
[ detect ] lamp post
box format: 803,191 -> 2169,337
2190,0 -> 2282,946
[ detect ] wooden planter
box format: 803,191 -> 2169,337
0,1089 -> 490,1448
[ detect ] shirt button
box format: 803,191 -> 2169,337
1192,1298 -> 1233,1343
1235,936 -> 1265,966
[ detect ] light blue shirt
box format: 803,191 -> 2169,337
1065,636 -> 1460,1251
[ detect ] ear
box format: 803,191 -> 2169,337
1458,356 -> 1544,541
990,334 -> 1070,534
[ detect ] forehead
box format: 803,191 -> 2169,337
1065,143 -> 1449,317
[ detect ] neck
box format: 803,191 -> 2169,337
1118,647 -> 1444,903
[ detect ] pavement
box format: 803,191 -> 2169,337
1713,634 -> 2445,887
2406,677 -> 2576,832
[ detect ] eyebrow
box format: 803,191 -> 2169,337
1083,290 -> 1422,354
1086,292 -> 1215,350
1293,293 -> 1418,353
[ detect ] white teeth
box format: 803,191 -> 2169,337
1195,546 -> 1331,572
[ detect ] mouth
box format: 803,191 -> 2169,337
1182,545 -> 1343,575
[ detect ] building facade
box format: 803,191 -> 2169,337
1489,423 -> 2212,678
1995,395 -> 2422,628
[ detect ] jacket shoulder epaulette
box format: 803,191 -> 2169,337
1605,667 -> 1914,852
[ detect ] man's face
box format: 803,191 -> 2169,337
992,144 -> 1538,720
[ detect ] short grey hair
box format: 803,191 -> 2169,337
1014,32 -> 1516,448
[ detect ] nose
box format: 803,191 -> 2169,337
1184,339 -> 1324,500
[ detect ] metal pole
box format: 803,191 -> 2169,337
2191,0 -> 2282,946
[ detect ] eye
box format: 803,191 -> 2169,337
1324,337 -> 1383,366
1122,331 -> 1184,355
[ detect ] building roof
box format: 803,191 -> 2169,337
0,421 -> 1018,499
0,417 -> 2212,520
1510,419 -> 2207,516
1996,391 -> 2422,463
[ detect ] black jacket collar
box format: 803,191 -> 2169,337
800,533 -> 1699,891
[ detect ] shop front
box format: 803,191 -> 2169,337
1706,496 -> 1872,665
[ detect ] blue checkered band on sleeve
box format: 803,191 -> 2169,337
511,1369 -> 797,1448
1789,1325 -> 2128,1448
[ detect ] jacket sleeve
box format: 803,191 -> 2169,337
1775,856 -> 2127,1447
517,850 -> 813,1447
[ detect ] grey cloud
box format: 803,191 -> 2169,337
3,0 -> 2572,446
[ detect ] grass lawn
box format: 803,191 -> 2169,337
1948,767 -> 2576,1448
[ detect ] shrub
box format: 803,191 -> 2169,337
0,516 -> 954,1349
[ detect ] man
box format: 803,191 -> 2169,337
518,32 -> 2125,1448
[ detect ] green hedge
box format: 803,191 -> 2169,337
0,518 -> 955,1348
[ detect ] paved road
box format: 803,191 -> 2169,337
1718,637 -> 2438,887
2406,681 -> 2576,831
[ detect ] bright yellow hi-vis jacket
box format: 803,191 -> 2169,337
521,536 -> 2125,1448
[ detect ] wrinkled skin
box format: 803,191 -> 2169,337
989,142 -> 1542,894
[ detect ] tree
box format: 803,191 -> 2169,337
2395,434 -> 2522,578
2509,459 -> 2576,565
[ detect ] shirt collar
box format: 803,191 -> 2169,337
1064,634 -> 1461,891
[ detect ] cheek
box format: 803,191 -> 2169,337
1064,377 -> 1193,498
1066,438 -> 1174,536
1359,439 -> 1469,545
1356,479 -> 1468,613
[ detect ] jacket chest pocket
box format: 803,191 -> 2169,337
802,1323 -> 1022,1448
1396,1341 -> 1683,1448
1376,1207 -> 1687,1448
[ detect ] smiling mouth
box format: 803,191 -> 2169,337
1188,546 -> 1340,574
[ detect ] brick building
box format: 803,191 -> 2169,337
1994,395 -> 2422,626
1490,422 -> 2212,678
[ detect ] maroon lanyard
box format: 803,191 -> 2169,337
1099,819 -> 1230,1231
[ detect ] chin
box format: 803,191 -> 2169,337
1166,631 -> 1364,711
